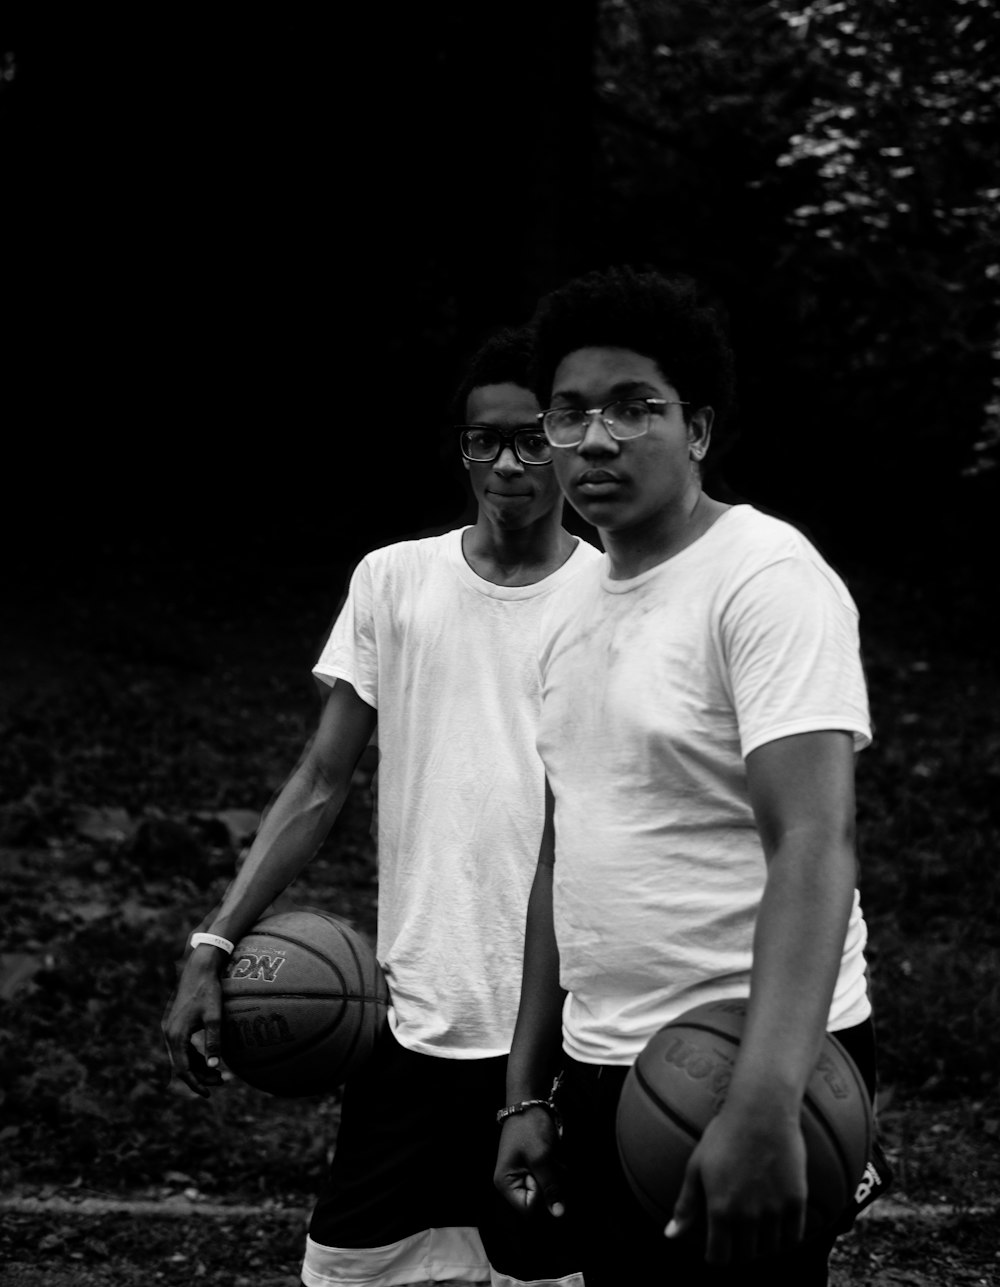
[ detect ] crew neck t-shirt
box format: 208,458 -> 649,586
314,526 -> 601,1058
535,505 -> 873,1065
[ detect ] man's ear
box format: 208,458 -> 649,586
688,406 -> 714,461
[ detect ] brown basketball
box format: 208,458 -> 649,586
220,909 -> 389,1097
616,998 -> 873,1238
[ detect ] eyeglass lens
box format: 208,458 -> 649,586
544,399 -> 654,444
462,428 -> 552,464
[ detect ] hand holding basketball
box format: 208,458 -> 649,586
616,999 -> 873,1261
667,1092 -> 809,1265
163,950 -> 228,1098
220,909 -> 389,1097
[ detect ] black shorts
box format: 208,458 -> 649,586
307,1023 -> 580,1283
550,1018 -> 880,1287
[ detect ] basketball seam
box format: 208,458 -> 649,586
616,1139 -> 669,1221
630,1061 -> 705,1143
224,915 -> 388,1089
645,1018 -> 871,1200
806,1033 -> 873,1190
227,998 -> 389,1074
224,1009 -> 347,1069
800,1097 -> 856,1204
324,922 -> 368,1075
230,928 -> 350,981
222,991 -> 384,1002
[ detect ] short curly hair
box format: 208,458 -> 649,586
529,265 -> 736,438
451,325 -> 536,423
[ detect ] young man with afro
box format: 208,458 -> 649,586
494,266 -> 882,1285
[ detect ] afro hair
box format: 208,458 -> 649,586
530,265 -> 736,439
451,325 -> 536,424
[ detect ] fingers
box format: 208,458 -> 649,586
777,1198 -> 807,1258
201,1014 -> 222,1070
494,1115 -> 566,1218
162,985 -> 224,1098
163,1023 -> 215,1098
534,1162 -> 566,1218
495,1157 -> 566,1217
665,1152 -> 806,1266
664,1163 -> 701,1242
703,1207 -> 804,1266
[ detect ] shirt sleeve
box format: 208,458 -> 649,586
720,555 -> 871,758
312,556 -> 379,709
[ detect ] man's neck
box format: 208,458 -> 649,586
462,514 -> 577,587
603,493 -> 731,581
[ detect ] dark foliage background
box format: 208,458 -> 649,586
4,3 -> 998,589
1,2 -> 998,1247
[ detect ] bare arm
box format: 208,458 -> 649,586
162,678 -> 376,1095
669,729 -> 858,1264
494,779 -> 568,1217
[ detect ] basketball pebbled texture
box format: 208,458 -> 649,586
616,998 -> 873,1237
220,908 -> 389,1097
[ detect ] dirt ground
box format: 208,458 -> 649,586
2,570 -> 998,1285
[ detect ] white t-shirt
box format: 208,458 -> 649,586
536,505 -> 873,1066
313,527 -> 601,1059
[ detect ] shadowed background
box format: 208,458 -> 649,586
4,5 -> 997,598
1,11 -> 999,1282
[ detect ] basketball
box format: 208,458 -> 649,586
220,908 -> 390,1097
615,998 -> 873,1237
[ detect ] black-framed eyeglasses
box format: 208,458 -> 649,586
538,398 -> 689,448
456,425 -> 553,466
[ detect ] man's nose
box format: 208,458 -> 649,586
577,415 -> 619,456
493,444 -> 524,475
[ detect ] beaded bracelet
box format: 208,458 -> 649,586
496,1095 -> 562,1139
496,1098 -> 552,1124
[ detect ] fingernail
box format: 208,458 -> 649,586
665,1219 -> 679,1239
207,1057 -> 219,1068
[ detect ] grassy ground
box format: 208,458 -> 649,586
1,555 -> 998,1281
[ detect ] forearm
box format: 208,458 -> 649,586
731,830 -> 857,1109
505,858 -> 566,1102
203,752 -> 351,947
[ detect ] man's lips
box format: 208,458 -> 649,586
575,469 -> 624,494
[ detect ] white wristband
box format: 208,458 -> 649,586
190,932 -> 235,955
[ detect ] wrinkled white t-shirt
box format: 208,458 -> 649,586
313,527 -> 601,1058
536,506 -> 873,1065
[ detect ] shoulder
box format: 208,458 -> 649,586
355,528 -> 464,578
713,507 -> 857,611
717,505 -> 813,557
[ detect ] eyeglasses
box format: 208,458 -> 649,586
538,398 -> 689,448
457,426 -> 553,466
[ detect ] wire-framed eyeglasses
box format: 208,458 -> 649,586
457,425 -> 553,466
538,397 -> 689,448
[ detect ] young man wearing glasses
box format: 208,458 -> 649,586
494,267 -> 881,1285
163,326 -> 596,1287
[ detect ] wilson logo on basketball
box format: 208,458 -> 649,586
225,952 -> 286,982
224,1012 -> 294,1050
659,1035 -> 733,1106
